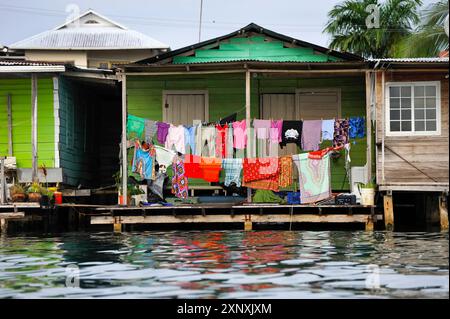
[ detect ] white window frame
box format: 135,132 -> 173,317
385,81 -> 441,136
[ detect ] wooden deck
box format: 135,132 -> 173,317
53,203 -> 380,232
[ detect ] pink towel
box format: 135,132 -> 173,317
301,120 -> 322,151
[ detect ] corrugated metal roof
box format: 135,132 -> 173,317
172,36 -> 342,64
9,10 -> 169,50
10,28 -> 169,50
369,57 -> 449,63
0,59 -> 66,72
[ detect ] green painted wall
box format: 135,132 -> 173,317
127,74 -> 367,190
0,77 -> 55,168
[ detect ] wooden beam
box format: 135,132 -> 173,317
0,212 -> 25,219
383,194 -> 394,231
7,94 -> 13,156
120,72 -> 128,206
439,195 -> 448,231
31,74 -> 38,183
245,69 -> 252,203
0,218 -> 7,233
91,214 -> 376,225
0,158 -> 5,205
381,71 -> 386,184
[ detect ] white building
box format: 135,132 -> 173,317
9,10 -> 170,68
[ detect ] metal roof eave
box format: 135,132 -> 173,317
0,65 -> 66,73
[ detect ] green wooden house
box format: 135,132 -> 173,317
121,23 -> 374,194
0,60 -> 121,189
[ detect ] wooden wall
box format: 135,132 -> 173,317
0,76 -> 56,168
375,71 -> 449,186
127,73 -> 367,190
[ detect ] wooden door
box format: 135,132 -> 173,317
163,92 -> 208,125
297,89 -> 341,119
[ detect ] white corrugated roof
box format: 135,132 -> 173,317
9,10 -> 169,50
0,59 -> 65,72
369,57 -> 449,63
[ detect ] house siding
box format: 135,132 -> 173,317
375,71 -> 449,186
0,77 -> 55,168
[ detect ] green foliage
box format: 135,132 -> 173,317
26,182 -> 43,194
395,0 -> 449,57
324,0 -> 422,58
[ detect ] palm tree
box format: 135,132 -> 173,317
324,0 -> 422,58
396,0 -> 449,57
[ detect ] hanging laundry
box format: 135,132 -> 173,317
171,156 -> 189,199
144,120 -> 158,143
308,146 -> 343,160
278,156 -> 293,188
280,120 -> 303,148
194,122 -> 203,156
270,120 -> 283,143
215,124 -> 228,158
301,120 -> 322,151
293,152 -> 331,204
349,116 -> 366,138
201,126 -> 216,157
222,158 -> 243,187
242,157 -> 280,192
154,145 -> 176,174
321,119 -> 335,141
232,120 -> 247,149
147,171 -> 167,200
184,154 -> 203,179
219,113 -> 237,125
184,125 -> 196,154
165,125 -> 186,154
156,122 -> 171,145
246,126 -> 257,158
127,114 -> 146,138
253,119 -> 271,139
200,157 -> 222,183
226,125 -> 234,159
333,119 -> 350,147
132,142 -> 153,180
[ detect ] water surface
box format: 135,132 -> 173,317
0,231 -> 448,299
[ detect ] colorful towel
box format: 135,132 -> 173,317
156,122 -> 171,144
199,157 -> 222,182
171,157 -> 189,199
293,153 -> 331,204
132,143 -> 153,180
279,156 -> 293,188
242,158 -> 280,192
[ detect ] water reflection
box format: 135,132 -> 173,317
0,231 -> 448,299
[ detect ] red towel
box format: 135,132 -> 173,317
242,158 -> 280,192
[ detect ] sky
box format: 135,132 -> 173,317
0,0 -> 438,50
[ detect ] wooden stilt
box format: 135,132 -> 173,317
113,223 -> 122,233
383,193 -> 394,231
0,219 -> 7,233
439,195 -> 448,231
365,216 -> 374,231
244,215 -> 252,231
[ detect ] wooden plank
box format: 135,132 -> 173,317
0,203 -> 40,208
31,74 -> 38,182
439,195 -> 448,231
121,73 -> 128,206
379,185 -> 449,192
0,212 -> 25,219
383,194 -> 394,231
91,214 -> 375,225
365,71 -> 372,182
7,94 -> 13,156
0,158 -> 4,205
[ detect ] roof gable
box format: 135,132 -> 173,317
138,23 -> 361,65
55,10 -> 127,30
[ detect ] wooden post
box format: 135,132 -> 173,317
120,72 -> 128,206
244,215 -> 252,231
365,71 -> 372,182
365,216 -> 374,231
381,71 -> 386,184
7,94 -> 13,156
31,74 -> 38,182
383,192 -> 394,231
1,218 -> 7,233
439,194 -> 448,231
0,157 -> 5,204
245,69 -> 252,203
113,217 -> 122,233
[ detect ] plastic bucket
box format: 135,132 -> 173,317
54,191 -> 63,205
360,188 -> 375,206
